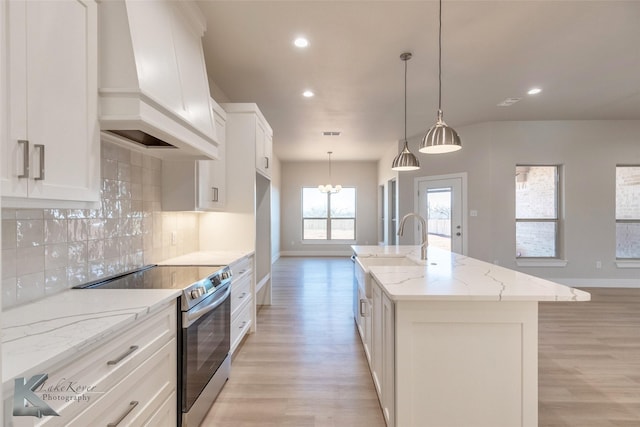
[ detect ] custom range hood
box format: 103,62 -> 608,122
98,0 -> 219,159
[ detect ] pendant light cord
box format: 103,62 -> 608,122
438,0 -> 442,112
404,56 -> 408,142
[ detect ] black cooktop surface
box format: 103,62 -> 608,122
74,265 -> 226,290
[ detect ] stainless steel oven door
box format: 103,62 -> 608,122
181,282 -> 231,412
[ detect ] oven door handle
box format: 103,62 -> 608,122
182,285 -> 231,328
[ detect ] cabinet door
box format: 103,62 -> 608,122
1,0 -> 28,197
2,0 -> 99,202
255,118 -> 267,175
381,292 -> 395,426
264,131 -> 273,176
371,282 -> 383,397
197,109 -> 225,210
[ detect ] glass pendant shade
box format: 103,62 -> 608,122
419,109 -> 461,153
392,140 -> 420,171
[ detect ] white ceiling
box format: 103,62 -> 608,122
197,1 -> 640,162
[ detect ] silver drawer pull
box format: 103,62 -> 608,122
17,140 -> 29,178
238,292 -> 247,299
34,144 -> 45,180
239,321 -> 247,330
107,401 -> 139,427
107,345 -> 139,366
212,186 -> 219,202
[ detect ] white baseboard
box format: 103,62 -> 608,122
549,278 -> 640,288
280,250 -> 352,257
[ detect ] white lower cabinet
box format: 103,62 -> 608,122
230,255 -> 255,355
10,300 -> 177,426
370,280 -> 395,426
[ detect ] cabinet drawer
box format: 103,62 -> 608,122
230,256 -> 253,278
231,273 -> 251,316
230,297 -> 252,354
35,303 -> 176,425
67,339 -> 176,426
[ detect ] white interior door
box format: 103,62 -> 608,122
417,177 -> 464,254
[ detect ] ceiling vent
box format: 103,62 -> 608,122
322,131 -> 341,136
497,98 -> 522,107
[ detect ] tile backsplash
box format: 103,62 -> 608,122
1,141 -> 200,309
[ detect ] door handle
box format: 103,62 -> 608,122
17,140 -> 29,178
34,144 -> 45,180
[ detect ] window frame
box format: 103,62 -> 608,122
515,164 -> 562,259
301,187 -> 357,242
615,164 -> 640,260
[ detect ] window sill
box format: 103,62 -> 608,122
302,240 -> 357,245
516,259 -> 568,268
616,260 -> 640,269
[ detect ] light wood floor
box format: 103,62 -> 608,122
539,287 -> 640,426
203,257 -> 640,426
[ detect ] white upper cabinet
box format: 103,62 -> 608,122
222,103 -> 273,179
162,100 -> 226,211
255,118 -> 273,178
1,0 -> 100,203
198,103 -> 227,210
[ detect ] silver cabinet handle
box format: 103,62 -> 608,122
239,320 -> 247,330
238,292 -> 247,299
107,345 -> 139,366
265,156 -> 269,169
359,299 -> 367,317
34,144 -> 45,180
17,140 -> 29,178
107,401 -> 139,427
212,187 -> 219,202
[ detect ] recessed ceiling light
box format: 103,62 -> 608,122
527,87 -> 542,95
302,90 -> 314,98
294,37 -> 309,48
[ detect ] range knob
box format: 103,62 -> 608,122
190,287 -> 205,299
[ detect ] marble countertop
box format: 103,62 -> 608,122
352,245 -> 591,302
2,288 -> 179,392
158,250 -> 254,266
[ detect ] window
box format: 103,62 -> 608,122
616,166 -> 640,259
302,187 -> 356,240
515,165 -> 560,258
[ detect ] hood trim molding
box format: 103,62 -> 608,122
99,88 -> 219,160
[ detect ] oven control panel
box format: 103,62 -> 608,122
182,266 -> 232,310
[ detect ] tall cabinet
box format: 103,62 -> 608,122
220,103 -> 272,304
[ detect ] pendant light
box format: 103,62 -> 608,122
419,0 -> 462,154
392,52 -> 420,171
318,151 -> 342,193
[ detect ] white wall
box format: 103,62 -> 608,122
270,155 -> 281,262
396,120 -> 640,286
280,160 -> 378,256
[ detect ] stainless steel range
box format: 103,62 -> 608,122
74,264 -> 232,427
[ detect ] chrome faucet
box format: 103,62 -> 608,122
397,213 -> 428,260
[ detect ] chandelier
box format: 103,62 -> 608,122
318,151 -> 342,193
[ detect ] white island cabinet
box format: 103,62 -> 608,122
1,0 -> 99,204
353,245 -> 590,427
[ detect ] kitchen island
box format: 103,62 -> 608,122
352,245 -> 590,427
